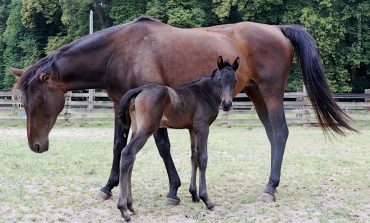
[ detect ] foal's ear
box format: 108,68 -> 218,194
217,56 -> 225,69
39,72 -> 50,82
210,68 -> 218,78
232,57 -> 240,71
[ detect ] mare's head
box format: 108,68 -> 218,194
9,55 -> 65,153
213,56 -> 239,111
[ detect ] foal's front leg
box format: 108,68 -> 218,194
118,132 -> 150,222
189,129 -> 200,202
195,126 -> 214,210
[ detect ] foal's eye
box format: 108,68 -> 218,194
217,78 -> 221,85
37,96 -> 45,104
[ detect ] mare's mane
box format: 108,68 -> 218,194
15,16 -> 162,91
15,53 -> 61,91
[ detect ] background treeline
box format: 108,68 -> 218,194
0,0 -> 369,92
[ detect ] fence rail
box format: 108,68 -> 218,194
1,90 -> 369,126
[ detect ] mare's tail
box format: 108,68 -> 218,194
118,87 -> 145,130
279,25 -> 357,135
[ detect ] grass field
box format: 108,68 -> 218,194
0,123 -> 369,222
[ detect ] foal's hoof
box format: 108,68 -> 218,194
192,196 -> 200,203
128,205 -> 136,214
260,192 -> 276,203
95,190 -> 112,201
120,210 -> 131,222
206,203 -> 215,211
161,197 -> 181,206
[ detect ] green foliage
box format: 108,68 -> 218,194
146,0 -> 168,22
0,0 -> 12,86
0,0 -> 368,92
166,0 -> 206,28
108,0 -> 148,24
2,0 -> 41,90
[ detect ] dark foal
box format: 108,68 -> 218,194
117,56 -> 239,221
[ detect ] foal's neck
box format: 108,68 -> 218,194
187,77 -> 221,103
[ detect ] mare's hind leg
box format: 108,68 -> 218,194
118,131 -> 151,222
258,84 -> 289,202
99,106 -> 130,200
188,129 -> 200,202
154,128 -> 182,206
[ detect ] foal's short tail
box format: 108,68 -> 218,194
279,25 -> 357,135
118,87 -> 144,130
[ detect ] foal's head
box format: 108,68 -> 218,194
213,56 -> 239,111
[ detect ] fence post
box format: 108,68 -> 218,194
221,110 -> 230,128
88,89 -> 95,111
366,89 -> 370,112
64,91 -> 72,122
302,85 -> 311,127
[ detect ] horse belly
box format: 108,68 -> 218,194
159,114 -> 190,129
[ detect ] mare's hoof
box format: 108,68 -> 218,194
95,190 -> 112,201
161,197 -> 181,206
260,192 -> 276,202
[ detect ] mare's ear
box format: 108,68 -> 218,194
232,57 -> 240,71
39,72 -> 50,82
217,56 -> 225,69
9,67 -> 24,77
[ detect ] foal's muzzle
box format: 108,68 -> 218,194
222,101 -> 232,111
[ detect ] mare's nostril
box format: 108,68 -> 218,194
33,144 -> 41,153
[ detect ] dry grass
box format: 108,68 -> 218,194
0,124 -> 369,222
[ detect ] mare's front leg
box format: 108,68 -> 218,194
118,131 -> 151,222
189,129 -> 200,202
195,125 -> 214,210
154,128 -> 182,206
98,106 -> 130,200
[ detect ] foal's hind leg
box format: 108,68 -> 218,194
189,129 -> 200,202
154,128 -> 182,206
118,131 -> 151,222
127,165 -> 135,214
99,107 -> 130,200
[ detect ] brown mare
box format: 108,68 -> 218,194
10,16 -> 355,207
117,57 -> 239,221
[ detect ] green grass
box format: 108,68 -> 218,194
0,125 -> 369,222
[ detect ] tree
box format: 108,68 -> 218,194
2,0 -> 41,90
0,0 -> 11,89
166,0 -> 206,28
108,0 -> 147,24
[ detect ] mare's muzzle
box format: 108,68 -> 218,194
29,139 -> 49,153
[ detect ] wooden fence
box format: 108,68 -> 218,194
0,89 -> 369,126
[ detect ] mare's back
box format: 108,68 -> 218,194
117,19 -> 239,87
